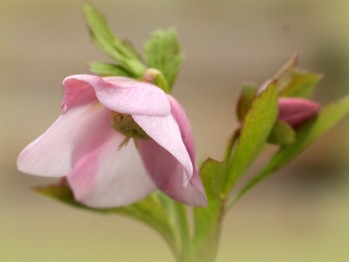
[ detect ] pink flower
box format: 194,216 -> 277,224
278,98 -> 320,128
17,75 -> 207,208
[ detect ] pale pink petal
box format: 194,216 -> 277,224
61,75 -> 98,113
68,133 -> 156,208
167,96 -> 196,162
278,98 -> 320,128
139,139 -> 207,206
64,74 -> 170,116
132,114 -> 193,182
17,103 -> 113,177
168,96 -> 206,199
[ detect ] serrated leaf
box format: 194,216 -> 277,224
90,62 -> 132,77
84,4 -> 146,77
223,82 -> 279,194
237,84 -> 258,122
268,120 -> 296,146
144,28 -> 184,89
232,96 -> 349,203
279,71 -> 322,98
274,53 -> 299,89
193,159 -> 224,261
35,184 -> 177,252
197,159 -> 223,208
84,5 -> 116,55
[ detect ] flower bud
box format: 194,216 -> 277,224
278,98 -> 320,128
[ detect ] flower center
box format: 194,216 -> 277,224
111,112 -> 150,139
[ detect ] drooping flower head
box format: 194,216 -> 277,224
17,75 -> 207,208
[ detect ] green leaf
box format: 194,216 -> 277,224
84,4 -> 146,77
223,82 -> 279,194
229,96 -> 349,207
268,120 -> 296,146
236,84 -> 258,122
144,28 -> 184,89
84,4 -> 116,56
272,54 -> 321,98
279,70 -> 322,98
194,159 -> 225,262
89,62 -> 132,77
274,53 -> 299,89
35,184 -> 177,254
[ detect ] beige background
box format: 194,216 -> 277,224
1,0 -> 348,261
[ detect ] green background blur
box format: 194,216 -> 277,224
1,0 -> 348,261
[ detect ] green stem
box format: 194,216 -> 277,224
193,215 -> 223,262
155,70 -> 170,93
220,129 -> 240,195
223,129 -> 240,162
174,204 -> 193,262
143,68 -> 170,93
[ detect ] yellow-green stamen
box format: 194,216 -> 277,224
111,112 -> 150,140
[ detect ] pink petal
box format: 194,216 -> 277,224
167,95 -> 196,162
132,114 -> 193,182
68,133 -> 156,208
168,96 -> 206,202
62,75 -> 98,113
137,96 -> 207,206
64,74 -> 171,116
17,103 -> 113,177
139,139 -> 207,206
278,98 -> 320,128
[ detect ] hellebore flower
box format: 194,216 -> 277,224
278,98 -> 320,128
17,75 -> 207,208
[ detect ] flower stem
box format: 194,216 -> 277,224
174,203 -> 194,262
194,218 -> 223,262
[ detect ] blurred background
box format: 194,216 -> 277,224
1,0 -> 348,261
